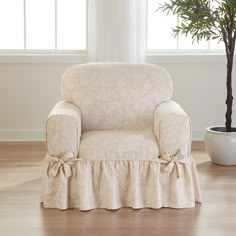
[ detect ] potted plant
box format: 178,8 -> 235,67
158,0 -> 236,165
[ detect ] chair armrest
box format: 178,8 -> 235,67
154,100 -> 192,156
46,101 -> 82,157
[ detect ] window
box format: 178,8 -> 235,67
0,0 -> 86,52
147,0 -> 224,51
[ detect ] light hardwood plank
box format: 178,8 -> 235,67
192,141 -> 205,152
0,142 -> 235,236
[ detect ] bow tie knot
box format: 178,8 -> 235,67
46,152 -> 78,178
160,149 -> 189,178
171,156 -> 179,163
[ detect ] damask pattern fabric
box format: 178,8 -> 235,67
61,63 -> 172,131
41,63 -> 201,210
46,101 -> 81,157
79,130 -> 159,160
154,100 -> 192,156
41,154 -> 201,210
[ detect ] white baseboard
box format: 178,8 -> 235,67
0,129 -> 45,141
0,128 -> 205,141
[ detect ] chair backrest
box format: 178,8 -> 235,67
62,63 -> 173,131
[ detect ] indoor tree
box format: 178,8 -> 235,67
158,0 -> 236,132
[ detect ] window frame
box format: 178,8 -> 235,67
145,0 -> 226,55
0,0 -> 88,56
0,0 -> 228,64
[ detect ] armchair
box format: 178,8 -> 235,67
41,63 -> 201,210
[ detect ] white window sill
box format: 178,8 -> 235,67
0,52 -> 231,64
0,54 -> 88,64
146,53 -> 229,64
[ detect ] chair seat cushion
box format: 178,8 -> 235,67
79,130 -> 159,160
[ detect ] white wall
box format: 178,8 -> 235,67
0,55 -> 235,141
0,61 -> 72,141
147,55 -> 236,140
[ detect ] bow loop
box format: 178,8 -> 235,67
160,150 -> 189,178
46,152 -> 78,178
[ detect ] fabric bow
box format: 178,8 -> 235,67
160,150 -> 189,178
46,152 -> 78,178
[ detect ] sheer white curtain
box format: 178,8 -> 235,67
88,0 -> 146,63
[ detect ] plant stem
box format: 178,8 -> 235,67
225,54 -> 234,132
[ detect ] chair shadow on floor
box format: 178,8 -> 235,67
197,160 -> 236,176
196,160 -> 236,194
39,203 -> 202,236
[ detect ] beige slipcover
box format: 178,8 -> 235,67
41,63 -> 201,210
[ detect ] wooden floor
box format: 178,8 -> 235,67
0,142 -> 236,236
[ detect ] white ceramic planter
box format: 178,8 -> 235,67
204,126 -> 236,165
